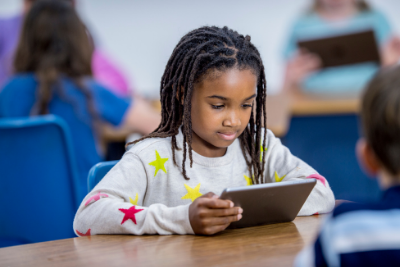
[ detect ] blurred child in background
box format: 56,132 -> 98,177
283,0 -> 400,94
295,65 -> 400,267
0,0 -> 160,197
0,0 -> 131,97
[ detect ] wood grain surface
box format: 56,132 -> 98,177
0,215 -> 325,267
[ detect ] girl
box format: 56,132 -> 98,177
73,26 -> 335,236
0,0 -> 160,198
283,0 -> 400,94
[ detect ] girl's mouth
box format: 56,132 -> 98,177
217,131 -> 237,141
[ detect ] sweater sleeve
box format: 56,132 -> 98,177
263,130 -> 335,216
73,151 -> 194,236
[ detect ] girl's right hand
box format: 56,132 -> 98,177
189,192 -> 243,235
283,49 -> 321,90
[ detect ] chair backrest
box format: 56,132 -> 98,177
281,114 -> 381,203
0,115 -> 82,247
88,160 -> 118,192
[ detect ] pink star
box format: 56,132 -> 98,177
119,206 -> 144,225
76,229 -> 91,236
307,174 -> 327,187
85,192 -> 109,206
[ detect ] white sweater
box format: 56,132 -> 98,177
73,129 -> 335,236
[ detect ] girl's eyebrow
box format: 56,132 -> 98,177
244,94 -> 257,101
207,95 -> 227,100
207,94 -> 256,101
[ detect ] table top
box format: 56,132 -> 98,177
0,215 -> 325,267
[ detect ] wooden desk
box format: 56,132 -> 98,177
267,91 -> 360,137
0,215 -> 324,266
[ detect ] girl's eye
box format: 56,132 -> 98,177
242,104 -> 253,109
211,105 -> 224,109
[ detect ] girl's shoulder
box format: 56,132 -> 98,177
126,135 -> 173,158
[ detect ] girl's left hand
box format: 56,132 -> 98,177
188,192 -> 243,235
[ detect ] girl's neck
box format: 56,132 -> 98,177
317,4 -> 358,21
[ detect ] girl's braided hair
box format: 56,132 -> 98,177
128,26 -> 267,184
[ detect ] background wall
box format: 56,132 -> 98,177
1,0 -> 400,97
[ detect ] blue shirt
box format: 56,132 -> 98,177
0,74 -> 130,194
295,185 -> 400,267
283,10 -> 392,94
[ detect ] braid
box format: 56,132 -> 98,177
128,26 -> 268,183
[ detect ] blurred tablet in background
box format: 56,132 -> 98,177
297,29 -> 380,68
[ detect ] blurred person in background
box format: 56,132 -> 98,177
0,0 -> 131,97
282,0 -> 400,94
0,0 -> 160,197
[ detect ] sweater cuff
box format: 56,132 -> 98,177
164,203 -> 194,234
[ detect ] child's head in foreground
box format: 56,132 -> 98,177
131,26 -> 267,183
358,65 -> 400,188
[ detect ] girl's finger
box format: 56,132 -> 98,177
205,214 -> 242,226
201,198 -> 233,209
207,207 -> 243,217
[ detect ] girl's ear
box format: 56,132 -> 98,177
356,138 -> 381,176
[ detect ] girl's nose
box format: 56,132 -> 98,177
223,111 -> 241,127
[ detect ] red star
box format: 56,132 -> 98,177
119,206 -> 144,225
76,229 -> 91,236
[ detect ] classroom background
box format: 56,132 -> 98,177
1,0 -> 400,261
1,0 -> 399,97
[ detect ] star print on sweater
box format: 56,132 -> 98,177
84,192 -> 109,206
148,150 -> 168,177
244,175 -> 253,186
260,145 -> 268,161
274,171 -> 286,182
119,206 -> 144,225
76,229 -> 91,236
129,193 -> 139,205
181,183 -> 202,202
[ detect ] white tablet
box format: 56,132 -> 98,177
220,179 -> 317,228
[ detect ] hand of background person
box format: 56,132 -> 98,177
283,49 -> 321,91
381,36 -> 400,67
122,97 -> 161,135
189,192 -> 243,235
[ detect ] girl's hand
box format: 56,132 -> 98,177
283,49 -> 321,90
189,192 -> 243,235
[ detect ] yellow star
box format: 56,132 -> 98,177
129,193 -> 139,205
244,175 -> 253,186
274,171 -> 286,182
181,183 -> 203,202
260,145 -> 268,161
148,150 -> 169,177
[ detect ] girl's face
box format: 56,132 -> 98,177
190,68 -> 257,157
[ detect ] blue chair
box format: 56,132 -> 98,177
0,115 -> 83,247
88,160 -> 118,191
281,114 -> 381,203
